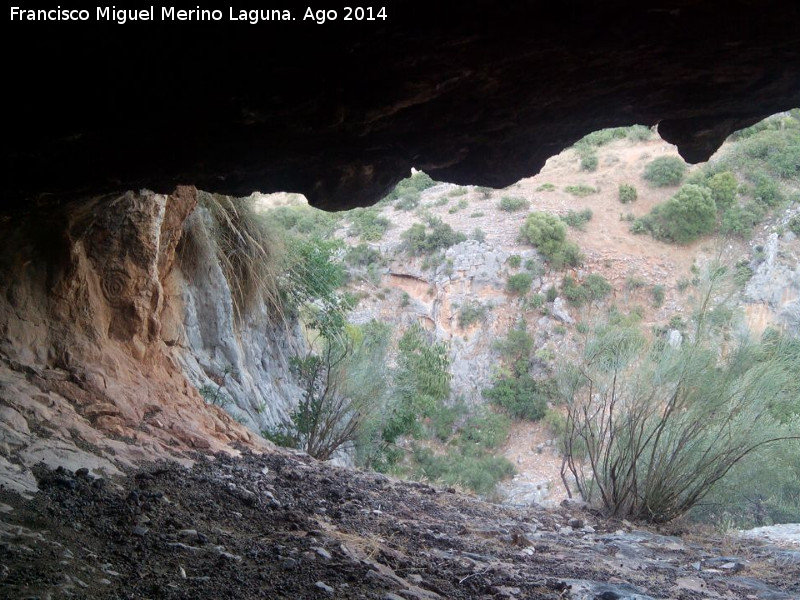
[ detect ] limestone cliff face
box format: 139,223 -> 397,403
164,206 -> 305,434
0,190 -> 304,497
743,215 -> 800,334
350,238 -> 557,404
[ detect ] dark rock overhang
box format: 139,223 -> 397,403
5,1 -> 800,212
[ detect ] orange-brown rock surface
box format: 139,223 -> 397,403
0,188 -> 268,495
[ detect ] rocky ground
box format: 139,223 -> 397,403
2,450 -> 798,600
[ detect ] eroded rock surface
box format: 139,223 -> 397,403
5,2 -> 800,209
0,190 -> 274,495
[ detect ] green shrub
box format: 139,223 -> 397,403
564,184 -> 599,197
483,373 -> 549,421
651,284 -> 665,308
706,171 -> 738,211
549,242 -> 584,270
618,184 -> 638,204
275,321 -> 391,461
476,186 -> 493,199
643,156 -> 686,187
546,286 -> 558,302
579,148 -> 599,172
448,198 -> 469,214
420,250 -> 447,272
507,254 -> 522,268
427,401 -> 466,441
471,227 -> 486,243
521,212 -> 566,257
499,196 -> 530,212
527,293 -> 545,309
470,211 -> 485,218
382,324 -> 451,443
267,204 -> 342,238
383,172 -> 437,211
384,171 -> 436,201
346,207 -> 390,241
507,272 -> 533,295
767,143 -> 800,179
449,186 -> 468,197
749,171 -> 785,208
627,125 -> 654,141
524,259 -> 544,278
401,217 -> 467,255
561,208 -> 593,230
345,243 -> 384,267
584,273 -> 613,302
561,275 -> 589,307
462,411 -> 511,449
558,273 -> 800,522
395,193 -> 420,211
576,127 -> 629,147
720,202 -> 765,237
537,183 -> 556,192
458,300 -> 488,328
789,214 -> 800,236
411,444 -> 515,496
639,184 -> 717,243
626,275 -> 647,290
493,320 -> 533,371
630,219 -> 648,234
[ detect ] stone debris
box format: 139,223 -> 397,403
0,452 -> 796,600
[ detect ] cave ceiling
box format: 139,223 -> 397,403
4,1 -> 800,212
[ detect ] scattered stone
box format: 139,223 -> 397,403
568,518 -> 584,529
314,581 -> 335,596
561,578 -> 655,599
561,498 -> 591,510
552,297 -> 575,324
131,526 -> 148,537
314,547 -> 332,560
720,561 -> 744,573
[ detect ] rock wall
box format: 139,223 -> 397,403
164,207 -> 305,434
350,238 -> 559,404
744,211 -> 800,334
0,190 -> 305,496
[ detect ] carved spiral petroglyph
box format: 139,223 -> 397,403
101,268 -> 130,306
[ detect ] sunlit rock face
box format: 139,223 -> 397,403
0,189 -> 276,494
4,1 -> 800,211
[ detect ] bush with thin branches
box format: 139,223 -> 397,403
557,268 -> 800,523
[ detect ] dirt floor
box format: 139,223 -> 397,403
2,450 -> 798,600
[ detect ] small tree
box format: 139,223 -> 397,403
276,322 -> 391,461
557,268 -> 800,523
507,272 -> 533,295
640,184 -> 717,244
706,171 -> 738,211
382,323 -> 452,444
618,184 -> 638,204
643,156 -> 686,187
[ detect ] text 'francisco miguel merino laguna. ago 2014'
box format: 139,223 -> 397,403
9,6 -> 388,25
